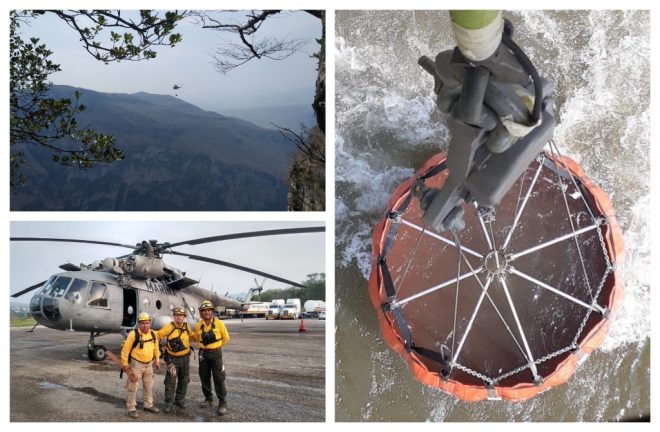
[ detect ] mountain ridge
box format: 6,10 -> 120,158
11,85 -> 297,211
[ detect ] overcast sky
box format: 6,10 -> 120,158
10,221 -> 325,303
15,10 -> 321,112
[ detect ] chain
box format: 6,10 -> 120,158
571,266 -> 612,347
493,364 -> 530,384
452,343 -> 580,385
569,217 -> 613,347
492,345 -> 574,383
450,260 -> 612,386
595,217 -> 613,271
453,363 -> 493,384
534,345 -> 574,365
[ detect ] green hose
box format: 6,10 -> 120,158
450,10 -> 500,30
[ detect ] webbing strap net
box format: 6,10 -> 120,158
373,151 -> 620,396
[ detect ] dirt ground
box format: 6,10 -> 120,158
10,318 -> 325,422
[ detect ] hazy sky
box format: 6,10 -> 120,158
10,221 -> 325,303
15,10 -> 322,112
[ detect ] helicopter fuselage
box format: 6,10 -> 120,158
11,227 -> 321,361
28,269 -> 249,334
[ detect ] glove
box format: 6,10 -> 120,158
123,366 -> 138,382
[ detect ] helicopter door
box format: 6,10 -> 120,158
122,288 -> 137,327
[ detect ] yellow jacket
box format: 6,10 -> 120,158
193,317 -> 230,350
156,322 -> 192,357
121,328 -> 160,366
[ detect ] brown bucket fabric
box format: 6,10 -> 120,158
368,152 -> 623,401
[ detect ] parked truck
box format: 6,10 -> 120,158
280,298 -> 301,319
265,299 -> 285,320
245,302 -> 269,318
303,300 -> 326,318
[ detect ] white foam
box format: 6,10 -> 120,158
335,36 -> 367,73
335,37 -> 448,280
381,92 -> 449,144
603,195 -> 650,349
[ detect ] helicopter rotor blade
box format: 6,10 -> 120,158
170,251 -> 305,288
164,226 -> 325,249
12,280 -> 47,298
11,237 -> 136,249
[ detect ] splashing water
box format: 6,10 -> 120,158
335,10 -> 649,421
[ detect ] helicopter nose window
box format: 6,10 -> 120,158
38,276 -> 56,295
87,281 -> 109,308
30,295 -> 42,314
47,276 -> 72,297
65,279 -> 88,303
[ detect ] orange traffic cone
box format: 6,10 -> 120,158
299,316 -> 307,333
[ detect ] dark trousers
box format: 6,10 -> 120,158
164,352 -> 190,404
198,348 -> 226,404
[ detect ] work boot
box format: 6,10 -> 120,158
175,400 -> 186,408
199,399 -> 214,408
217,403 -> 228,415
128,410 -> 138,419
163,404 -> 173,413
144,406 -> 160,413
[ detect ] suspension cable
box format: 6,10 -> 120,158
547,144 -> 595,305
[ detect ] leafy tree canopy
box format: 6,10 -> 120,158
10,10 -> 185,187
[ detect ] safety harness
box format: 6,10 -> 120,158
200,318 -> 220,347
120,329 -> 156,379
165,322 -> 192,353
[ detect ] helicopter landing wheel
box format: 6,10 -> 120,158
88,344 -> 107,361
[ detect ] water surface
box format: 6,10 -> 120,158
335,10 -> 650,422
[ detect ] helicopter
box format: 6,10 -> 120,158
11,226 -> 324,361
172,84 -> 182,90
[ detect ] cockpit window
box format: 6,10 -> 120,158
47,276 -> 72,297
65,279 -> 88,303
88,281 -> 108,307
38,276 -> 56,295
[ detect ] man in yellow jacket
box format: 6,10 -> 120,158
157,306 -> 193,413
121,312 -> 161,419
194,300 -> 231,415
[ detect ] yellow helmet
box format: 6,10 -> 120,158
173,306 -> 186,316
199,300 -> 214,311
137,312 -> 151,322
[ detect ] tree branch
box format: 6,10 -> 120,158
42,9 -> 185,62
274,124 -> 325,164
193,10 -> 310,74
